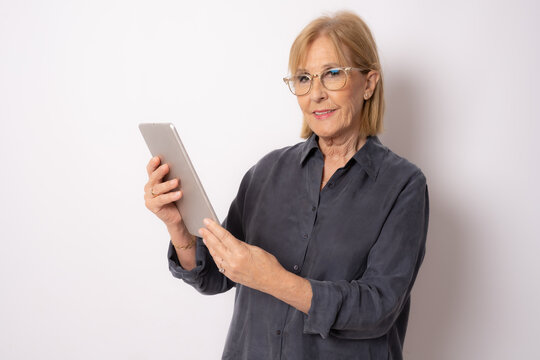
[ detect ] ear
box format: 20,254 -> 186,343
365,70 -> 380,95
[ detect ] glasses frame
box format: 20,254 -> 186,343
283,67 -> 367,96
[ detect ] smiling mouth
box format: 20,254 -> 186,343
313,109 -> 337,119
313,109 -> 335,115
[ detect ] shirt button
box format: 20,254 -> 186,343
303,233 -> 308,239
311,206 -> 316,212
293,264 -> 299,271
276,330 -> 281,335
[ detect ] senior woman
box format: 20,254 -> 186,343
144,11 -> 428,360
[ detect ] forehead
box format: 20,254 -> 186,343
299,36 -> 347,72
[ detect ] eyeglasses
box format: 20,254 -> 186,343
283,67 -> 367,96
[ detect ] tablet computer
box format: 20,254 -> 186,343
139,122 -> 219,236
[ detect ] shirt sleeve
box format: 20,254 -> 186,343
167,237 -> 235,295
167,165 -> 255,295
303,170 -> 429,340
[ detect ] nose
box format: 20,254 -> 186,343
309,75 -> 327,102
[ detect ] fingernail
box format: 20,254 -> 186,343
198,228 -> 204,236
203,218 -> 210,225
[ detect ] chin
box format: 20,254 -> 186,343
308,123 -> 340,139
306,114 -> 346,137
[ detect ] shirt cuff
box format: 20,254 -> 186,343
302,279 -> 344,339
167,238 -> 205,284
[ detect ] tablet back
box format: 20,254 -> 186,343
139,123 -> 219,236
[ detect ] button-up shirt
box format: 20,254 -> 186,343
168,134 -> 429,360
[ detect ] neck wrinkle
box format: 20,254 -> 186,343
318,134 -> 366,163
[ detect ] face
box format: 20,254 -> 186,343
296,36 -> 373,141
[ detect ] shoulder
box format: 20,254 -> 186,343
384,150 -> 425,180
369,140 -> 428,212
234,140 -> 305,195
373,139 -> 426,189
249,140 -> 306,177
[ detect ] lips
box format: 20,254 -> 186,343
313,109 -> 337,119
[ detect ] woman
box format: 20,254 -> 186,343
144,11 -> 429,360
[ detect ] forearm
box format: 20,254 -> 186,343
268,268 -> 313,314
168,223 -> 197,271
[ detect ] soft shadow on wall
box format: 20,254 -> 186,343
380,72 -> 467,359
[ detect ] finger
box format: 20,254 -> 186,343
145,164 -> 169,194
145,190 -> 182,210
145,189 -> 177,211
203,218 -> 238,248
208,251 -> 227,275
150,178 -> 179,197
199,227 -> 229,256
205,244 -> 221,265
148,163 -> 170,185
146,156 -> 160,177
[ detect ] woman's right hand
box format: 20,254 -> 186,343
144,156 -> 186,229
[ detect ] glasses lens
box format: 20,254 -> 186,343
321,69 -> 347,90
291,74 -> 311,95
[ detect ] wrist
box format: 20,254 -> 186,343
268,267 -> 312,314
173,235 -> 197,251
167,221 -> 191,239
166,221 -> 186,233
167,223 -> 196,248
266,263 -> 289,296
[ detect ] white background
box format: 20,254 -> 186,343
1,0 -> 539,359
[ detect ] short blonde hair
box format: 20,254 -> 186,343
289,11 -> 385,138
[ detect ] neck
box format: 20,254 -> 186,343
318,133 -> 367,163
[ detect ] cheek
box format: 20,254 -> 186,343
333,96 -> 354,121
339,95 -> 363,121
297,97 -> 310,114
353,100 -> 364,119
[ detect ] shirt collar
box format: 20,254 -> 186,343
299,133 -> 320,164
300,133 -> 387,180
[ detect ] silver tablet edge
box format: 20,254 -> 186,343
167,123 -> 219,223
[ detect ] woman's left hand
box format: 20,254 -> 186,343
199,218 -> 285,294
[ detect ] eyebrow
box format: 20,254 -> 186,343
296,63 -> 342,73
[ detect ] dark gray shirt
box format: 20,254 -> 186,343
168,134 -> 429,360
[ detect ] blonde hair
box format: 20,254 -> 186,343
288,11 -> 385,138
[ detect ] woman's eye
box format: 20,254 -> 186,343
326,69 -> 341,77
296,75 -> 310,83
